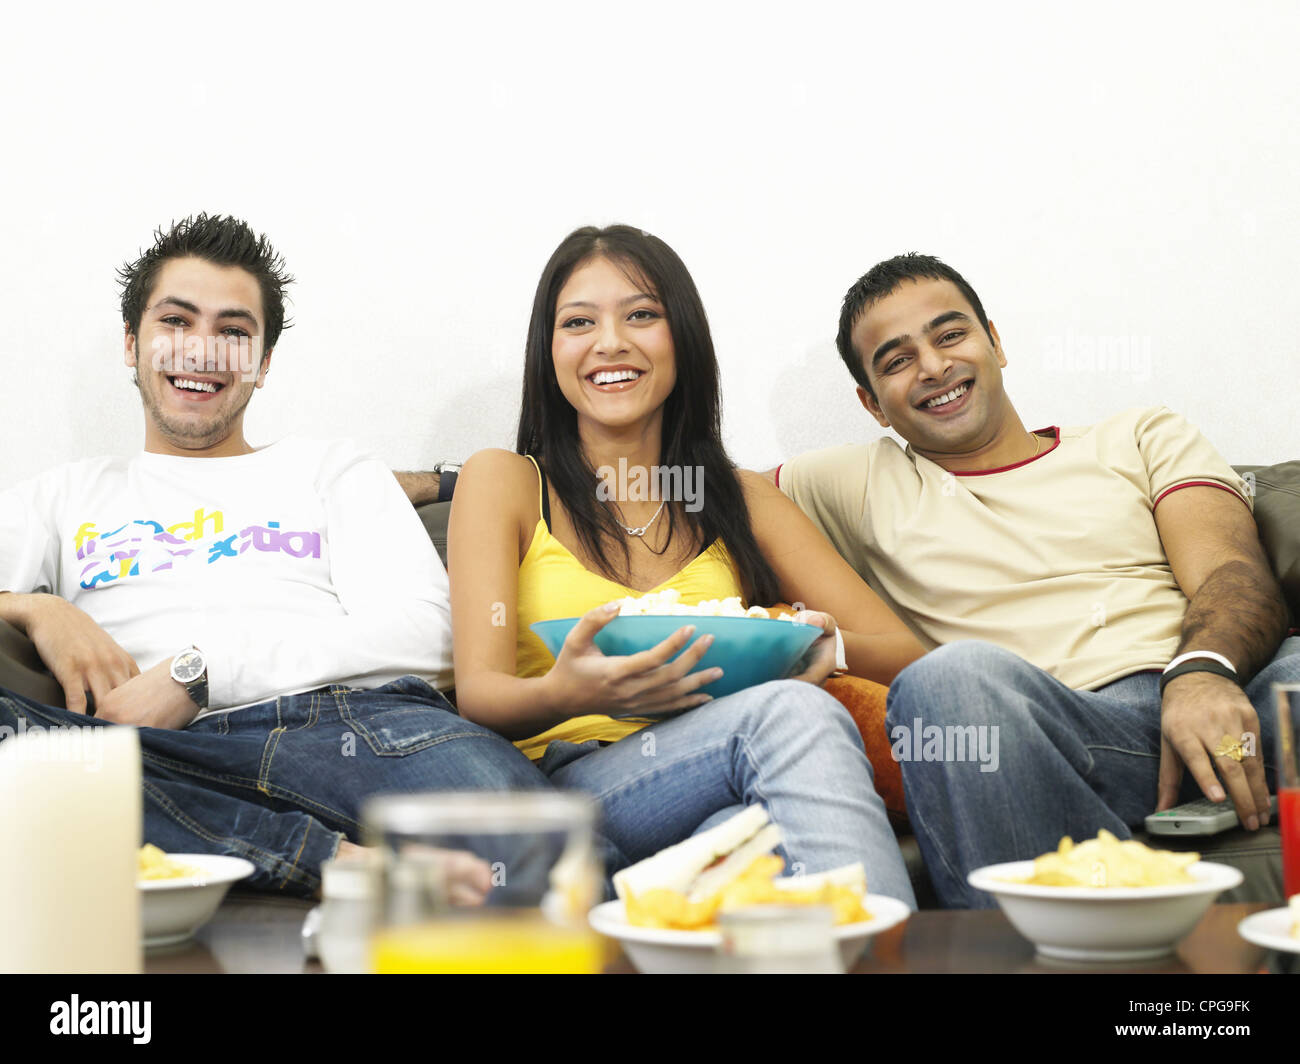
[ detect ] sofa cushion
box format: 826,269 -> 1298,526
822,675 -> 906,820
0,618 -> 65,708
417,501 -> 450,568
1234,461 -> 1300,624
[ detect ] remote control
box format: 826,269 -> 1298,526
1145,794 -> 1279,836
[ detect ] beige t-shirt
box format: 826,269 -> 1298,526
778,406 -> 1251,690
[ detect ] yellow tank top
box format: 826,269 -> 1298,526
514,455 -> 744,761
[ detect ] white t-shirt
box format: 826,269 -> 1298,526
0,437 -> 453,714
779,406 -> 1251,690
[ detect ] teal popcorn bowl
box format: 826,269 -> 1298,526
529,615 -> 822,704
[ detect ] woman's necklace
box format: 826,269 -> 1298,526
611,498 -> 667,537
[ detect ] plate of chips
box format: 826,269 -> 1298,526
138,845 -> 256,947
589,895 -> 911,974
967,831 -> 1243,962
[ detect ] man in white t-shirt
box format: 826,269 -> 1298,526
775,253 -> 1299,907
0,214 -> 551,895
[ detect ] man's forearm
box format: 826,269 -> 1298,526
0,591 -> 45,633
1177,559 -> 1289,681
393,471 -> 440,506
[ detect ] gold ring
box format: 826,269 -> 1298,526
1213,734 -> 1246,762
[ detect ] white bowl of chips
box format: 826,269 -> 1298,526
138,847 -> 256,947
968,832 -> 1243,962
589,895 -> 911,973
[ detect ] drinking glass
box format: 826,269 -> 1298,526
362,791 -> 603,973
1276,684 -> 1300,899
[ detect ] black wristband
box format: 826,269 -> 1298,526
436,470 -> 458,504
1159,659 -> 1241,696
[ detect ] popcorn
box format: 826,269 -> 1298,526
613,589 -> 799,621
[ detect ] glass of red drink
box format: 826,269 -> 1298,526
1276,684 -> 1300,900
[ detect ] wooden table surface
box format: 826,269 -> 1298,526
144,895 -> 1282,974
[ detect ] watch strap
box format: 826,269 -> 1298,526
436,470 -> 458,503
1164,650 -> 1236,674
1159,659 -> 1241,696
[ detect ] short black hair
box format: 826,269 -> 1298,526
118,214 -> 294,349
836,253 -> 991,398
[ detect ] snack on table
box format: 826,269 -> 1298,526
137,843 -> 202,881
613,588 -> 799,621
1011,830 -> 1199,888
1290,895 -> 1300,940
613,806 -> 871,929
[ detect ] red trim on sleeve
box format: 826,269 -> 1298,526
1152,480 -> 1250,511
775,463 -> 783,489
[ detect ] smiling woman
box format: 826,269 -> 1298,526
446,224 -> 926,907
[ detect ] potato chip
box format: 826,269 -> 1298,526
626,855 -> 871,929
1010,830 -> 1199,888
137,843 -> 201,881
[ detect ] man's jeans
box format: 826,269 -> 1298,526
886,638 -> 1300,908
537,679 -> 918,909
0,676 -> 552,896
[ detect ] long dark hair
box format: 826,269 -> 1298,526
515,225 -> 780,606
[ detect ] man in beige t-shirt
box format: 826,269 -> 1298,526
776,253 -> 1298,907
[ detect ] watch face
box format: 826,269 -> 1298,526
172,649 -> 204,684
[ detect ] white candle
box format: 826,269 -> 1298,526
0,723 -> 142,973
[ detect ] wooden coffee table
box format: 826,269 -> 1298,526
145,894 -> 1280,974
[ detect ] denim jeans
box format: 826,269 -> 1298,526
536,678 -> 918,909
0,676 -> 552,897
885,638 -> 1300,908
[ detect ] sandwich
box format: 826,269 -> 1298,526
613,806 -> 870,929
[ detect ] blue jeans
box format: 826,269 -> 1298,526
537,679 -> 918,909
0,676 -> 552,897
886,638 -> 1300,908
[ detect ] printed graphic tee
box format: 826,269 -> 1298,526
0,437 -> 453,714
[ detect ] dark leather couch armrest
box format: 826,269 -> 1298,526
0,617 -> 65,708
1234,461 -> 1300,625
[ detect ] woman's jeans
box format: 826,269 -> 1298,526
0,675 -> 552,896
537,678 -> 918,909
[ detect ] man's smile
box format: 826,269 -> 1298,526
915,379 -> 973,414
166,374 -> 228,401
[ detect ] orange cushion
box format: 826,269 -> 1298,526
823,675 -> 906,822
763,604 -> 906,823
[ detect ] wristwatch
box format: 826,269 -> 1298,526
433,461 -> 462,503
170,646 -> 209,710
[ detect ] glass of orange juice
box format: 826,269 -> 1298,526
362,791 -> 604,974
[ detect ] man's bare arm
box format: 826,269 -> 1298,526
393,471 -> 441,507
1156,487 -> 1288,679
1153,485 -> 1285,824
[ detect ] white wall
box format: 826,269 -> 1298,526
1,0 -> 1295,491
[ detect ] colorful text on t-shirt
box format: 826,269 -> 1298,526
73,508 -> 323,589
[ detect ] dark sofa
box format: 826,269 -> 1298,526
2,461 -> 1297,905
